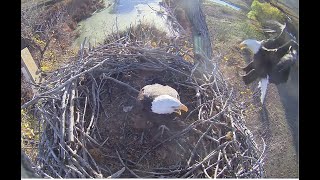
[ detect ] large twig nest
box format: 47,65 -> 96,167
22,32 -> 265,178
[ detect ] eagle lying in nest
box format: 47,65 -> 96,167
131,83 -> 188,139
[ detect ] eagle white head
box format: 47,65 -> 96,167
151,95 -> 188,115
239,39 -> 262,54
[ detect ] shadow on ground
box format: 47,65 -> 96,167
276,63 -> 299,158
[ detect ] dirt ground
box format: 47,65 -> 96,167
203,1 -> 298,178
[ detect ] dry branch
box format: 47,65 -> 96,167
116,150 -> 140,178
68,82 -> 76,142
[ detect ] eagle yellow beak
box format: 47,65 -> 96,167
239,43 -> 255,55
175,104 -> 188,115
179,104 -> 188,112
239,43 -> 247,50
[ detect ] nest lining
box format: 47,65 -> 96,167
22,35 -> 265,178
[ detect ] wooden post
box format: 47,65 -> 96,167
180,0 -> 213,60
21,47 -> 41,84
175,0 -> 214,71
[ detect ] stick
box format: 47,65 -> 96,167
65,165 -> 86,178
60,83 -> 71,160
21,59 -> 109,109
216,165 -> 228,178
182,141 -> 230,178
200,164 -> 210,178
214,150 -> 222,179
116,150 -> 140,178
187,122 -> 215,165
107,167 -> 126,178
102,75 -> 140,94
74,137 -> 102,176
192,128 -> 219,143
86,82 -> 97,134
74,126 -> 102,147
65,144 -> 101,178
68,82 -> 76,142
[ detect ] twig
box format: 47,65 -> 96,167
116,150 -> 140,178
182,141 -> 230,178
65,165 -> 86,178
68,82 -> 76,142
216,165 -> 228,178
214,150 -> 222,178
65,144 -> 101,178
60,84 -> 70,160
58,143 -> 93,178
192,128 -> 219,143
74,126 -> 102,147
74,137 -> 102,176
102,75 -> 140,94
137,118 -> 202,164
107,167 -> 125,178
21,59 -> 110,109
132,168 -> 185,176
86,82 -> 97,134
202,164 -> 212,178
187,122 -> 215,165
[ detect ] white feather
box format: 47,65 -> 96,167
151,95 -> 181,114
258,75 -> 269,104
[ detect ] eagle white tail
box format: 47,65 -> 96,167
258,75 -> 269,104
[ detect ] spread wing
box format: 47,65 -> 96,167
268,46 -> 298,85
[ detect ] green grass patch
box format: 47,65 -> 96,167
247,0 -> 285,25
208,18 -> 265,44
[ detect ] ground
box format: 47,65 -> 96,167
203,0 -> 298,177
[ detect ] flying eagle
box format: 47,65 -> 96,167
238,21 -> 299,104
132,83 -> 188,133
239,38 -> 298,85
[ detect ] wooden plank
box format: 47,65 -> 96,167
21,67 -> 38,95
21,48 -> 41,84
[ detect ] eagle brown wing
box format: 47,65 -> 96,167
138,84 -> 179,100
131,88 -> 147,129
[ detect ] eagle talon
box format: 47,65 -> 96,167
158,125 -> 170,137
238,71 -> 246,77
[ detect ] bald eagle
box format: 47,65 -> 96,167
132,84 -> 188,133
239,21 -> 299,104
240,20 -> 298,84
239,38 -> 298,85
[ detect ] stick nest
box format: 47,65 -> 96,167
23,32 -> 266,178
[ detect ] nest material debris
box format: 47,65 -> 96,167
22,32 -> 266,178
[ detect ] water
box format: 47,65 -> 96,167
73,0 -> 172,47
278,0 -> 299,15
113,0 -> 158,14
209,0 -> 241,11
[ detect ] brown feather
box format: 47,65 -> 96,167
132,84 -> 181,130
